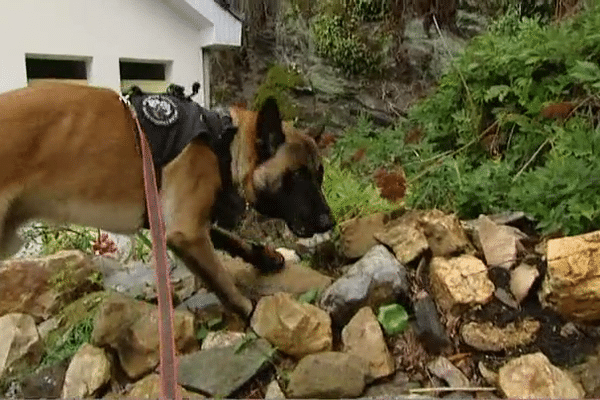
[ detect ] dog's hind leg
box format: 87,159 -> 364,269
210,226 -> 285,274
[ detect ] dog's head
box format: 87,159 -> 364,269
229,97 -> 334,238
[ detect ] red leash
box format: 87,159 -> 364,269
121,94 -> 181,400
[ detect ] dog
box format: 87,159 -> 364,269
0,82 -> 334,319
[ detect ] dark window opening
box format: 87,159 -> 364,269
26,58 -> 88,79
119,61 -> 166,80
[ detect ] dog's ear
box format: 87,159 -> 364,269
256,97 -> 285,162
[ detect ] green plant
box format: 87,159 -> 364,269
39,316 -> 94,368
21,223 -> 97,255
323,157 -> 400,222
377,303 -> 409,335
328,4 -> 600,236
311,14 -> 383,76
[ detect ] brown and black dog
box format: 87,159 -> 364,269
0,82 -> 334,319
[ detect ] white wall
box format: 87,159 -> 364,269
0,0 -> 240,105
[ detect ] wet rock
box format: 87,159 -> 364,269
475,216 -> 520,269
429,255 -> 495,312
413,292 -> 451,354
541,230 -> 600,321
201,331 -> 245,350
460,319 -> 540,352
0,250 -> 98,322
510,263 -> 539,304
427,356 -> 471,388
251,292 -> 332,358
340,213 -> 386,259
287,352 -> 367,398
91,293 -> 197,379
20,359 -> 69,399
421,211 -> 472,257
374,221 -> 428,264
127,373 -> 204,399
265,380 -> 286,399
320,245 -> 409,326
220,252 -> 332,299
178,338 -> 274,398
498,352 -> 584,398
0,313 -> 42,378
342,307 -> 395,382
62,343 -> 111,398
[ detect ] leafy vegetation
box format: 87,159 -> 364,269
327,4 -> 600,236
310,0 -> 390,76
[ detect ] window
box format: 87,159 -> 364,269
119,60 -> 170,93
25,55 -> 89,86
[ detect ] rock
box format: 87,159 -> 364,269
494,287 -> 520,309
340,213 -> 386,259
20,359 -> 69,399
127,373 -> 204,399
176,290 -> 224,326
342,307 -> 395,382
429,255 -> 495,312
541,230 -> 600,321
61,343 -> 111,398
178,338 -> 274,398
296,231 -> 332,250
510,263 -> 539,303
478,362 -> 498,386
0,250 -> 98,322
571,355 -> 600,397
320,245 -> 410,325
287,352 -> 367,398
99,259 -> 194,303
475,215 -> 519,269
91,293 -> 197,379
0,313 -> 42,378
251,292 -> 332,358
363,381 -> 420,397
275,247 -> 300,263
413,292 -> 451,354
220,252 -> 332,300
37,316 -> 61,342
374,221 -> 428,264
265,380 -> 286,399
498,352 -> 585,398
461,319 -> 540,352
421,211 -> 472,257
427,356 -> 471,388
201,331 -> 245,350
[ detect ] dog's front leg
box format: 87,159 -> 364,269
210,225 -> 285,273
168,228 -> 254,319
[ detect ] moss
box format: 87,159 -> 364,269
252,64 -> 304,120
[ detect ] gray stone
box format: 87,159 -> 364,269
427,356 -> 470,388
287,352 -> 367,398
320,245 -> 409,326
178,338 -> 274,398
20,359 -> 69,399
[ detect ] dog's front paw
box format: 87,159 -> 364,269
251,244 -> 285,274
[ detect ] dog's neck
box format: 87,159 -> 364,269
229,126 -> 257,205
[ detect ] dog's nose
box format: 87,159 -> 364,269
318,213 -> 334,231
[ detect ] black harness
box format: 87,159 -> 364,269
125,84 -> 245,230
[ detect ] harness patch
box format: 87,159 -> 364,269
141,95 -> 179,126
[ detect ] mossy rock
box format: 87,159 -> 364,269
253,64 -> 304,120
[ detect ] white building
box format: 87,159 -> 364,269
0,0 -> 242,106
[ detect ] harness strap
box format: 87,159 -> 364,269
120,94 -> 181,400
